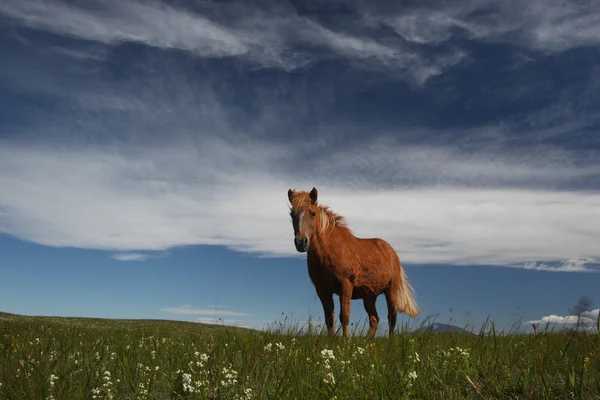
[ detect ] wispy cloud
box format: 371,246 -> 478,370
111,253 -> 149,262
0,0 -> 466,84
363,0 -> 600,53
518,259 -> 600,273
160,307 -> 250,317
111,252 -> 168,261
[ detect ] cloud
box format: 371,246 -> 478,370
528,309 -> 599,327
1,3 -> 599,270
581,309 -> 600,319
160,306 -> 250,317
517,259 -> 600,273
1,138 -> 599,267
111,253 -> 150,261
0,0 -> 466,84
363,0 -> 600,53
111,252 -> 168,261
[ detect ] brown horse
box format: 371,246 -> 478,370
287,187 -> 421,338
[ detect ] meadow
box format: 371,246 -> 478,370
1,311 -> 599,399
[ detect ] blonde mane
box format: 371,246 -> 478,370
289,191 -> 348,234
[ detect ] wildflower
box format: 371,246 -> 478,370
320,349 -> 335,360
220,365 -> 238,387
264,343 -> 272,352
323,371 -> 336,385
49,374 -> 58,387
275,342 -> 285,351
584,356 -> 590,372
182,373 -> 194,393
243,388 -> 253,399
408,371 -> 418,380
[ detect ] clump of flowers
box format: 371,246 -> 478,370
436,346 -> 470,368
220,364 -> 238,388
319,348 -> 336,385
263,342 -> 285,353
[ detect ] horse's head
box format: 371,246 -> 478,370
287,187 -> 320,253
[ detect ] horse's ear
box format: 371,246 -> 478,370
309,187 -> 318,204
288,189 -> 294,203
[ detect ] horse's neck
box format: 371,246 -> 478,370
311,224 -> 349,254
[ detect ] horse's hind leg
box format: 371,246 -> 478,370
384,288 -> 398,337
362,296 -> 379,337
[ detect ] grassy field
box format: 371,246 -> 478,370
1,311 -> 599,399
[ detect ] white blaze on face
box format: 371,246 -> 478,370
299,211 -> 304,235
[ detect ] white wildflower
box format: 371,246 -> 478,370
323,371 -> 336,385
182,373 -> 194,393
320,349 -> 335,360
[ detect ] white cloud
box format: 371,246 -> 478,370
160,307 -> 250,317
582,309 -> 600,319
0,138 -> 599,267
528,309 -> 599,327
529,315 -> 596,325
111,253 -> 150,261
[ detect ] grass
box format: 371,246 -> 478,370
1,311 -> 599,399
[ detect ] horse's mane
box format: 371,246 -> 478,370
289,191 -> 348,234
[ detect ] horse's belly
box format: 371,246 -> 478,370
351,286 -> 380,299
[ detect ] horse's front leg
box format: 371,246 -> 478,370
339,281 -> 353,339
316,289 -> 335,336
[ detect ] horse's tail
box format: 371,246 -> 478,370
395,263 -> 421,317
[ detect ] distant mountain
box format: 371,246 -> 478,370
413,323 -> 475,335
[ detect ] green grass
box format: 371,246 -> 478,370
1,311 -> 599,399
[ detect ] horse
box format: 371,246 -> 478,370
287,187 -> 421,338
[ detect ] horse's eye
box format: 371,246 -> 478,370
310,211 -> 316,217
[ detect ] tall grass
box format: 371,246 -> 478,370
1,312 -> 598,399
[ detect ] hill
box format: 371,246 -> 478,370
0,310 -> 254,336
414,322 -> 476,335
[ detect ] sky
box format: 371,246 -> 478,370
1,0 -> 599,335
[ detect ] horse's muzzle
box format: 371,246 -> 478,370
294,237 -> 308,253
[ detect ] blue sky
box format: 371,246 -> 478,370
1,0 -> 599,334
